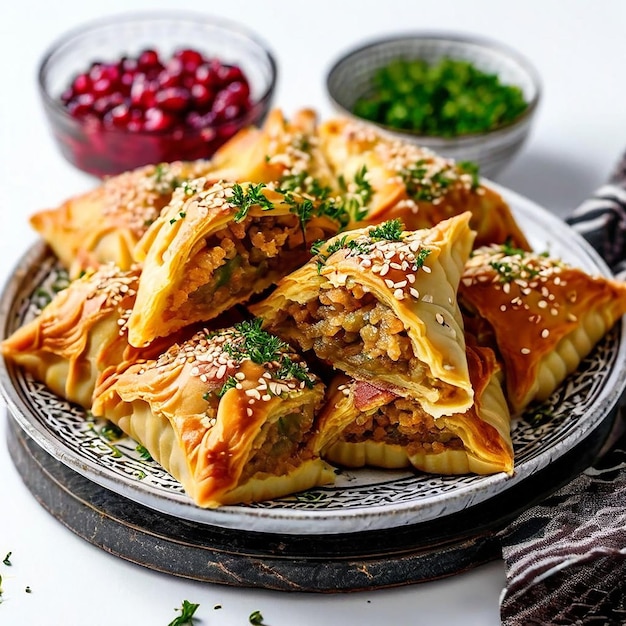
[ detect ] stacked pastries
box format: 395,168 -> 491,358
3,108 -> 626,508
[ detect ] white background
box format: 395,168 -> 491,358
1,1 -> 625,624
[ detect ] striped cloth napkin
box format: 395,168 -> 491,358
498,161 -> 626,625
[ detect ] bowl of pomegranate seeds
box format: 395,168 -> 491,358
38,12 -> 277,177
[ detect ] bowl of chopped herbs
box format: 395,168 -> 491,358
326,32 -> 541,178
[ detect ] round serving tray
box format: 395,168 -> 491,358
1,185 -> 625,553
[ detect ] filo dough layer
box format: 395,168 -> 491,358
251,213 -> 476,418
317,339 -> 513,476
460,244 -> 626,414
317,116 -> 530,250
127,180 -> 342,347
92,323 -> 335,508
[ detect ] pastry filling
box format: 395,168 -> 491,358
274,281 -> 444,393
239,407 -> 317,482
342,397 -> 464,454
164,215 -> 330,321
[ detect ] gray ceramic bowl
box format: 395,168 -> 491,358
326,32 -> 541,179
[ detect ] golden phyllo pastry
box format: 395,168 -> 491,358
317,339 -> 513,476
207,108 -> 341,199
92,319 -> 335,508
317,116 -> 530,249
0,264 -> 171,410
29,160 -> 215,276
459,243 -> 626,414
127,179 -> 344,347
251,213 -> 476,418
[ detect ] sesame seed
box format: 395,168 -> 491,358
521,348 -> 531,355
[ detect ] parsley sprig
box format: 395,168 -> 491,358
311,218 -> 406,272
168,600 -> 200,626
368,218 -> 404,241
401,159 -> 456,202
337,165 -> 373,222
231,182 -> 275,222
221,319 -> 315,389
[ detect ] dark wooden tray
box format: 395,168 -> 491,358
6,406 -> 617,592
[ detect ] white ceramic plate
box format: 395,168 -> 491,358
2,184 -> 625,535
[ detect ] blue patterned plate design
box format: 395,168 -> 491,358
2,183 -> 625,535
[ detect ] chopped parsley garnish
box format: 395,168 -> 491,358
224,319 -> 287,364
231,182 -> 275,222
169,210 -> 186,224
180,180 -> 198,196
3,552 -> 11,566
489,245 -> 541,283
100,422 -> 124,442
458,160 -> 480,190
135,444 -> 153,461
278,171 -> 332,200
401,160 -> 456,202
414,247 -> 432,269
337,165 -> 373,222
249,610 -> 266,625
152,163 -> 182,194
217,376 -> 239,397
369,218 -> 404,241
311,219 -> 407,272
222,319 -> 314,388
168,600 -> 200,626
352,57 -> 528,137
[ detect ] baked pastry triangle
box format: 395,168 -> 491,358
317,338 -> 513,475
127,179 -> 344,347
29,160 -> 215,276
0,264 -> 173,409
317,116 -> 530,249
459,243 -> 626,414
250,213 -> 476,417
92,319 -> 334,508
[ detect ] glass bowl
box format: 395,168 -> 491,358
326,32 -> 541,179
38,12 -> 277,178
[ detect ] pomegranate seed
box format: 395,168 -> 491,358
142,107 -> 175,132
67,93 -> 95,118
71,74 -> 92,95
157,67 -> 183,89
217,64 -> 245,84
92,78 -> 113,97
174,48 -> 205,71
119,57 -> 138,72
190,83 -> 214,109
195,63 -> 220,87
93,94 -> 121,115
130,79 -> 158,108
226,80 -> 251,105
155,87 -> 191,112
105,103 -> 132,128
137,49 -> 161,71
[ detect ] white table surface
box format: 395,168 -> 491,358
1,1 -> 625,624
